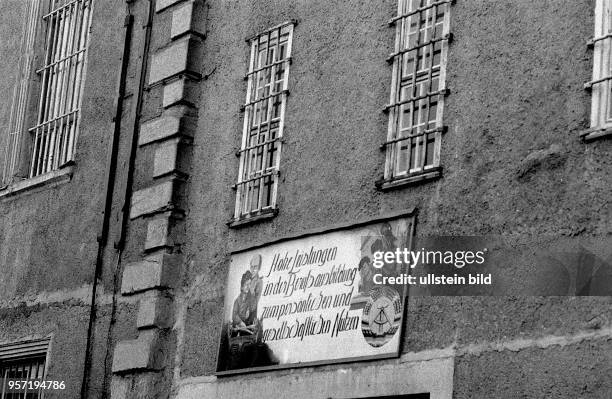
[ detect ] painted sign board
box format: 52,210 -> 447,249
216,212 -> 415,375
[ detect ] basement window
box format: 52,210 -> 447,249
0,339 -> 49,398
583,0 -> 612,142
378,0 -> 452,190
1,0 -> 94,188
230,22 -> 294,227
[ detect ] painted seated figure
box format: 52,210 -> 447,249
230,271 -> 260,337
227,269 -> 277,369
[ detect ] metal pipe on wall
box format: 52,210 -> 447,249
80,4 -> 135,398
96,0 -> 156,397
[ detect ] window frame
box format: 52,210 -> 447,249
1,0 -> 94,188
230,21 -> 294,227
1,0 -> 43,188
584,0 -> 612,141
0,338 -> 49,399
379,0 -> 452,190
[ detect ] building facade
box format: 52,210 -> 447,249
1,0 -> 612,398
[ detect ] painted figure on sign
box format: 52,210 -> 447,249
372,222 -> 401,277
248,254 -> 263,320
358,256 -> 374,294
232,271 -> 256,335
227,265 -> 277,370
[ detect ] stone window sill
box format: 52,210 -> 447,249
227,208 -> 278,229
0,165 -> 74,200
376,167 -> 442,191
580,126 -> 612,142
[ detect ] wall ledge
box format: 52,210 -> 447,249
175,356 -> 454,399
0,165 -> 73,201
580,126 -> 612,142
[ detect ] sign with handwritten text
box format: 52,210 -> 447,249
216,214 -> 414,374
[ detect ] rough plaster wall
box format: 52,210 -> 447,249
0,0 -> 28,177
0,1 -> 135,398
0,0 -> 607,396
454,340 -> 612,398
0,0 -> 126,298
411,1 -> 612,395
87,301 -> 140,398
405,296 -> 612,352
403,0 -> 612,382
433,0 -> 607,237
176,1 -> 612,395
119,3 -> 170,267
188,0 -> 395,249
179,0 -> 398,377
0,301 -> 90,399
0,299 -> 138,399
0,2 -> 38,296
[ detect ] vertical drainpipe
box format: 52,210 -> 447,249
92,0 -> 155,397
81,7 -> 134,399
115,0 -> 154,251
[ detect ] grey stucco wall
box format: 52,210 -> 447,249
175,0 -> 612,397
0,0 -> 126,299
454,339 -> 612,398
0,1 -> 28,177
0,1 -> 134,398
1,0 -> 611,398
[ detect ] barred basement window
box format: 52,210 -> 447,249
583,0 -> 612,142
379,0 -> 451,190
232,22 -> 294,225
0,339 -> 49,398
1,0 -> 94,186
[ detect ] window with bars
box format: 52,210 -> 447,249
0,359 -> 46,399
583,0 -> 612,141
232,22 -> 294,224
0,340 -> 48,399
380,0 -> 451,189
1,0 -> 93,186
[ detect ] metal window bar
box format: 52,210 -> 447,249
245,57 -> 292,77
42,0 -> 82,19
587,32 -> 612,47
234,24 -> 293,219
241,89 -> 289,109
399,1 -> 433,174
236,136 -> 284,155
584,74 -> 612,89
603,0 -> 612,123
381,126 -> 446,148
386,33 -> 451,62
384,88 -> 448,111
416,4 -> 440,171
29,0 -> 93,178
388,0 -> 453,25
35,48 -> 86,74
245,30 -> 275,214
385,0 -> 449,180
1,0 -> 41,186
234,169 -> 278,187
0,357 -> 46,399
